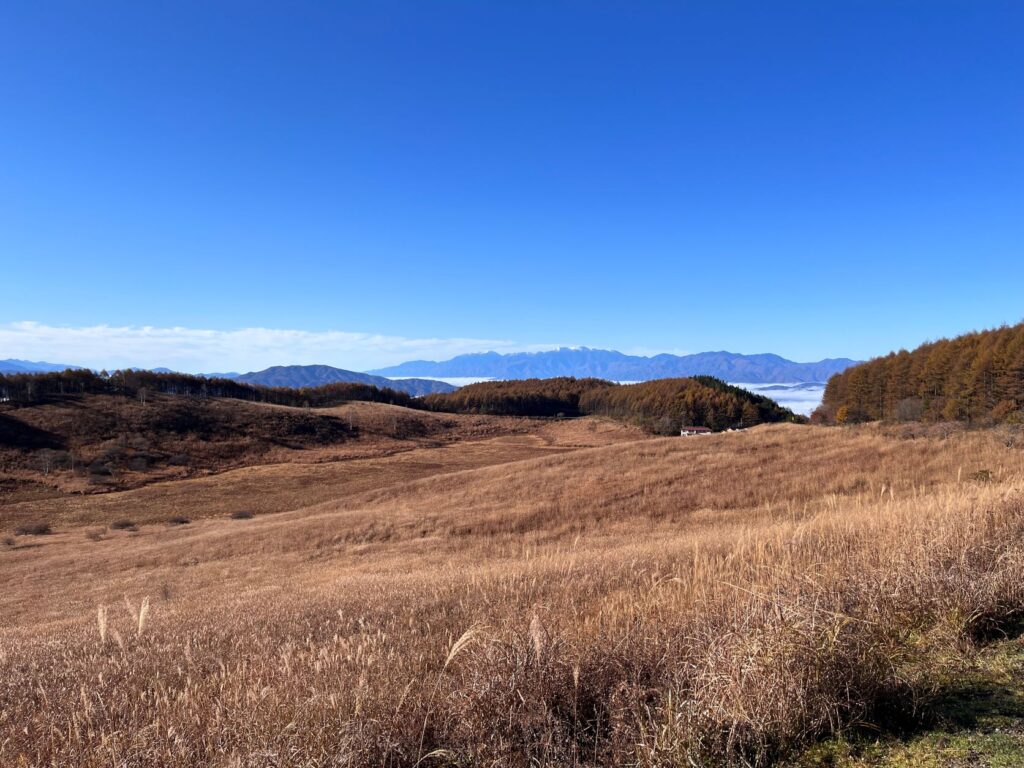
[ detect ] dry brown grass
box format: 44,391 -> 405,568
0,401 -> 644,531
1,419 -> 1023,766
0,394 -> 640,504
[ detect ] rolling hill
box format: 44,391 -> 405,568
421,375 -> 800,432
230,365 -> 455,395
370,347 -> 859,383
4,415 -> 1022,766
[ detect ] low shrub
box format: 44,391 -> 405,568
230,510 -> 254,520
110,520 -> 138,531
14,522 -> 51,536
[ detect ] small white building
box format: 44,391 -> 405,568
680,426 -> 713,436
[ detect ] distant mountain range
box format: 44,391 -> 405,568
203,371 -> 242,379
231,365 -> 455,396
370,348 -> 860,384
0,359 -> 81,374
3,349 -> 859,391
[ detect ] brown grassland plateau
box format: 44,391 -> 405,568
2,396 -> 1024,766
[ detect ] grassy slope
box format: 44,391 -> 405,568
2,421 -> 1024,765
0,396 -> 646,523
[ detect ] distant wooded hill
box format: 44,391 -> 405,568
0,369 -> 420,410
0,359 -> 81,374
817,322 -> 1024,425
231,365 -> 455,396
422,376 -> 801,433
0,361 -> 454,397
370,348 -> 858,383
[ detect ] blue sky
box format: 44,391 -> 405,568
2,1 -> 1022,372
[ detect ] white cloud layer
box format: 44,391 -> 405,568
0,321 -> 549,374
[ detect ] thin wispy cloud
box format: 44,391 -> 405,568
0,322 -> 554,374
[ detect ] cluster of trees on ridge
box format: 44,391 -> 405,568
422,376 -> 799,433
816,322 -> 1024,425
1,369 -> 799,434
580,377 -> 793,433
420,377 -> 608,418
0,369 -> 416,410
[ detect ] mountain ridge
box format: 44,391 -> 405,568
0,359 -> 82,374
232,365 -> 455,396
369,347 -> 859,384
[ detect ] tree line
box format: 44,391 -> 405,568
420,377 -> 611,417
0,369 -> 416,409
816,322 -> 1024,425
422,376 -> 800,433
1,369 -> 802,434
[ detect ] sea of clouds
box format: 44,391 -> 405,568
730,382 -> 826,416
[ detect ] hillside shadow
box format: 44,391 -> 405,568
0,413 -> 66,450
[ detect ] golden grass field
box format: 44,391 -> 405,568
2,401 -> 1024,766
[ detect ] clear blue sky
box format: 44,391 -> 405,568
1,1 -> 1022,371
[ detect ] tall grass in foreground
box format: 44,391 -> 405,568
1,427 -> 1023,766
412,491 -> 1024,766
5,489 -> 1023,765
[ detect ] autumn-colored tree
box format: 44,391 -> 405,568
817,321 -> 1024,425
